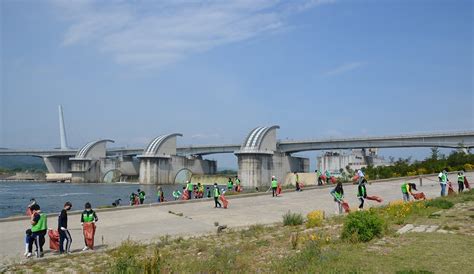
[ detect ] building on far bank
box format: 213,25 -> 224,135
316,149 -> 388,176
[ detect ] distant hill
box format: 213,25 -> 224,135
0,156 -> 47,171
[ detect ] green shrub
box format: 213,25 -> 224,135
283,211 -> 304,226
425,199 -> 454,209
341,211 -> 385,242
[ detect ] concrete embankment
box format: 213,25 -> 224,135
0,172 -> 471,265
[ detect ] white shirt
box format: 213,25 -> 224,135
358,170 -> 364,177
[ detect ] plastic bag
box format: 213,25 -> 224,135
219,195 -> 229,209
48,229 -> 60,251
366,195 -> 383,203
412,192 -> 426,200
83,222 -> 96,249
341,201 -> 350,213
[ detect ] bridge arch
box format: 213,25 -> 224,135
240,125 -> 280,153
75,139 -> 115,159
142,133 -> 182,157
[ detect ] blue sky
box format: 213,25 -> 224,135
1,0 -> 473,168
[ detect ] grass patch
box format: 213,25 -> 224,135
283,211 -> 304,226
425,199 -> 454,209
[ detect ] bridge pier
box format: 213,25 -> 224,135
235,126 -> 309,188
237,152 -> 308,188
43,155 -> 71,173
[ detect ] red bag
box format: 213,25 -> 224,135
299,183 -> 304,189
330,176 -> 337,184
412,192 -> 426,200
133,196 -> 140,205
220,195 -> 229,209
277,184 -> 282,195
83,222 -> 96,249
448,182 -> 455,195
366,195 -> 383,203
48,229 -> 60,251
341,201 -> 350,213
465,177 -> 471,190
182,191 -> 189,200
352,175 -> 360,182
320,175 -> 327,182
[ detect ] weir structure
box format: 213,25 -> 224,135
1,106 -> 474,186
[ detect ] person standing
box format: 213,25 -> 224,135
438,169 -> 448,196
58,201 -> 72,254
294,172 -> 301,191
137,189 -> 146,204
235,176 -> 241,192
357,178 -> 367,210
186,181 -> 193,200
213,183 -> 222,208
81,202 -> 98,251
27,204 -> 47,258
206,186 -> 211,198
330,182 -> 344,215
157,187 -> 164,203
457,172 -> 465,193
315,170 -> 323,185
227,178 -> 233,191
271,176 -> 278,197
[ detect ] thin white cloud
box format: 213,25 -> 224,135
51,0 -> 333,69
323,61 -> 367,76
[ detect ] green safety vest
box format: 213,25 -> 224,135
157,190 -> 162,197
333,191 -> 342,200
458,175 -> 465,183
358,185 -> 366,197
401,183 -> 409,194
326,171 -> 331,177
317,171 -> 321,177
214,188 -> 220,198
129,194 -> 135,201
187,183 -> 193,191
296,175 -> 299,182
83,211 -> 95,223
440,173 -> 447,183
31,213 -> 47,232
227,181 -> 233,187
173,191 -> 181,198
139,191 -> 145,199
236,179 -> 241,185
271,179 -> 278,188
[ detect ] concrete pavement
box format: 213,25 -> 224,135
1,172 -> 471,265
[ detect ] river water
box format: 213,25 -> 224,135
0,181 -> 218,219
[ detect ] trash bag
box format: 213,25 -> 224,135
277,184 -> 282,195
320,175 -> 327,182
352,175 -> 360,182
220,195 -> 229,209
448,182 -> 455,195
236,185 -> 242,192
330,176 -> 337,184
412,192 -> 426,200
133,196 -> 140,205
341,201 -> 350,213
465,177 -> 471,190
299,183 -> 304,189
48,229 -> 60,251
182,191 -> 189,200
83,222 -> 96,249
366,195 -> 383,203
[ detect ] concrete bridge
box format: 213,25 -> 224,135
1,106 -> 473,186
1,127 -> 473,186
